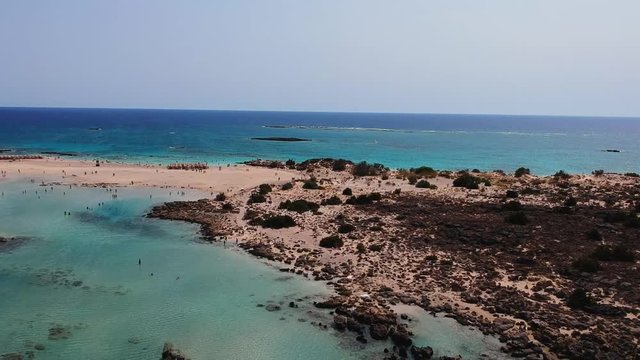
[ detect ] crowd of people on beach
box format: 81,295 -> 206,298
0,155 -> 43,160
167,162 -> 209,171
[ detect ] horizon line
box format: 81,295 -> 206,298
1,105 -> 639,120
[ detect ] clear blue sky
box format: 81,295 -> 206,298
1,1 -> 639,116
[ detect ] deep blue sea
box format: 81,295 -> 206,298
1,107 -> 639,175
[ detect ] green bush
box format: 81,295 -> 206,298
592,169 -> 604,176
258,183 -> 272,195
368,243 -> 384,251
352,161 -> 387,177
554,170 -> 571,180
247,192 -> 267,204
222,203 -> 233,211
338,224 -> 355,234
321,196 -> 342,205
345,192 -> 382,205
415,179 -> 432,188
332,159 -> 348,172
345,195 -> 372,205
514,167 -> 530,177
319,235 -> 343,248
279,199 -> 320,213
285,159 -> 296,168
590,244 -> 635,262
302,178 -> 321,190
356,243 -> 366,254
624,172 -> 639,177
411,166 -> 438,178
262,215 -> 296,229
572,256 -> 600,273
452,173 -> 481,189
342,188 -> 353,196
214,192 -> 226,201
281,182 -> 293,190
567,288 -> 593,309
505,211 -> 529,225
407,174 -> 418,185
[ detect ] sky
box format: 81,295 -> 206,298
1,1 -> 639,117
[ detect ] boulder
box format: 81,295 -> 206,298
333,315 -> 347,331
390,326 -> 412,347
410,345 -> 434,360
369,324 -> 389,340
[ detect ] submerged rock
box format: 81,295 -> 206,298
265,304 -> 281,312
48,324 -> 71,340
410,345 -> 434,360
161,342 -> 190,360
0,353 -> 23,360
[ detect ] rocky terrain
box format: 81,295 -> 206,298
148,159 -> 640,360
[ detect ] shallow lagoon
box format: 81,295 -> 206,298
0,180 -> 507,359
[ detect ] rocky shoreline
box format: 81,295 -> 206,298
147,159 -> 640,359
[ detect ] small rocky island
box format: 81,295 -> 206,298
251,137 -> 311,142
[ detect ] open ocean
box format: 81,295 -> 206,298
1,107 -> 639,175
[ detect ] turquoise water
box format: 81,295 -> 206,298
1,107 -> 639,174
0,181 -> 508,359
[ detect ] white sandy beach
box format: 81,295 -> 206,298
0,157 -> 300,195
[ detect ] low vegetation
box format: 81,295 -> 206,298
261,215 -> 296,229
415,179 -> 436,189
567,288 -> 594,309
247,192 -> 267,204
452,173 -> 490,189
258,183 -> 272,195
321,196 -> 342,205
302,178 -> 321,190
279,199 -> 319,213
337,223 -> 355,234
514,167 -> 530,177
352,161 -> 387,177
319,235 -> 343,248
345,192 -> 382,205
554,170 -> 571,180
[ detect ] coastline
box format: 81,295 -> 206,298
2,156 -> 639,359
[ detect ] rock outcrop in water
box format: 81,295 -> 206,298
161,342 -> 190,360
147,199 -> 235,241
0,236 -> 29,252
